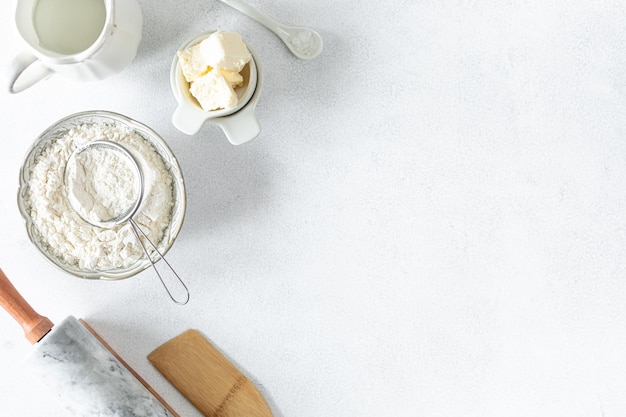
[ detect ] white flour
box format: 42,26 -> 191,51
289,31 -> 318,57
25,122 -> 174,270
66,144 -> 140,225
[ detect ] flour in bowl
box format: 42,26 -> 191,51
25,122 -> 174,270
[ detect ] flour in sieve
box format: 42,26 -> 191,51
66,144 -> 140,225
25,122 -> 174,270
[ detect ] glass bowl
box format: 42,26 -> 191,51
17,110 -> 186,280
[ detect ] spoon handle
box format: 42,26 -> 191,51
218,0 -> 283,35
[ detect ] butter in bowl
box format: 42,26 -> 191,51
171,30 -> 262,145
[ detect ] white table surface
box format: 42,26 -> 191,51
2,1 -> 626,416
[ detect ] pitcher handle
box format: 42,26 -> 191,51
6,52 -> 54,94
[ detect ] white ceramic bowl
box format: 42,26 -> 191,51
171,31 -> 263,145
17,111 -> 186,280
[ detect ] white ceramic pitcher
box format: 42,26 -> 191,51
7,0 -> 143,93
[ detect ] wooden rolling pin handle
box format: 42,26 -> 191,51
0,268 -> 53,344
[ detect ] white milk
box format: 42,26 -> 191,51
34,0 -> 106,54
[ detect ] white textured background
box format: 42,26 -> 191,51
1,0 -> 626,416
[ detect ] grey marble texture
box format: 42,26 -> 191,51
24,316 -> 173,417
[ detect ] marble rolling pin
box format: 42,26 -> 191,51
0,268 -> 178,417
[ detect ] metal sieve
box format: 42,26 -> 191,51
64,140 -> 189,305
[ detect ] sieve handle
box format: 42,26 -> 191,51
130,220 -> 189,305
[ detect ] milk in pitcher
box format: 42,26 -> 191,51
33,0 -> 106,54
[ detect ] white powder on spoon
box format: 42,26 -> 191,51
25,122 -> 174,271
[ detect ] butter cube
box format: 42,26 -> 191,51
200,31 -> 251,72
190,69 -> 238,111
178,43 -> 210,82
220,69 -> 244,87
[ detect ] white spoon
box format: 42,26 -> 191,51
219,0 -> 323,60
